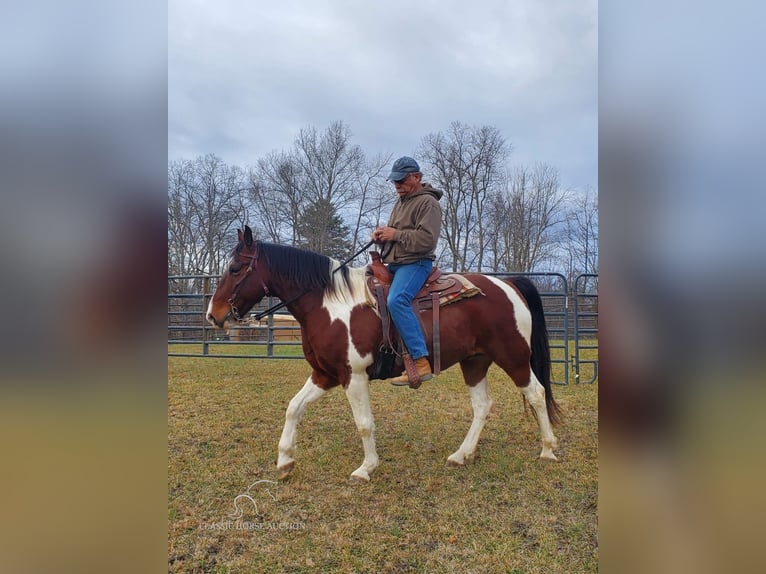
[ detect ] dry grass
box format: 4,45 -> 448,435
169,353 -> 597,573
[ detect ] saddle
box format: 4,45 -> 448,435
366,251 -> 483,378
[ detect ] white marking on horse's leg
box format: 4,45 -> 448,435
317,271 -> 376,483
447,377 -> 493,466
345,372 -> 378,483
277,376 -> 327,475
521,375 -> 559,460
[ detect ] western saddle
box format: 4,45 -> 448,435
366,251 -> 471,380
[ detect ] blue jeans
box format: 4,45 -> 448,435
387,259 -> 432,359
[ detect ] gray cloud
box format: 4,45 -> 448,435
169,0 -> 596,189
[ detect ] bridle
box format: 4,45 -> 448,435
227,246 -> 269,321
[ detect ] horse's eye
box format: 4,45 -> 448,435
229,264 -> 243,274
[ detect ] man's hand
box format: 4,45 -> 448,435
372,226 -> 396,243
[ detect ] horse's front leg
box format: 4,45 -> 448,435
447,377 -> 493,466
277,376 -> 327,479
344,372 -> 378,484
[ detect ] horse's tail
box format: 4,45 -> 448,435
508,277 -> 563,426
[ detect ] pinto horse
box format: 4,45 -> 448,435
206,226 -> 562,484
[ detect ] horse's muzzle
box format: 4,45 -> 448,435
206,312 -> 225,329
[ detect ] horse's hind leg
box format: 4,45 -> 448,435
344,372 -> 379,484
520,373 -> 558,460
506,363 -> 558,460
493,347 -> 558,460
277,375 -> 327,479
447,356 -> 493,467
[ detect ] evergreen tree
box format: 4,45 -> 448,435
296,198 -> 353,259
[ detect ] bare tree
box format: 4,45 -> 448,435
168,158 -> 195,279
167,154 -> 248,278
291,121 -> 365,255
249,121 -> 368,257
190,154 -> 248,274
249,151 -> 303,244
346,152 -> 392,263
564,187 -> 599,283
168,122 -> 589,284
487,164 -> 569,272
419,122 -> 510,271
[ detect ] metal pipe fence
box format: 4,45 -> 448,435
168,272 -> 597,384
573,273 -> 599,384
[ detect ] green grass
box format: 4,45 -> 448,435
168,340 -> 598,385
169,343 -> 305,357
169,356 -> 597,573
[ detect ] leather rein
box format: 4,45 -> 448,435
228,241 -> 374,322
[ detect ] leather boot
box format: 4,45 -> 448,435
390,357 -> 433,388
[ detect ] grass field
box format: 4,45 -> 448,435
168,353 -> 597,573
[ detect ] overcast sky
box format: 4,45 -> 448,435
169,0 -> 596,191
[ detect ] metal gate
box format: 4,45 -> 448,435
168,275 -> 304,359
169,272 -> 597,385
573,273 -> 598,384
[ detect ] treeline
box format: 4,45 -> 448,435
168,120 -> 597,284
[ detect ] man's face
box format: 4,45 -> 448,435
393,173 -> 420,198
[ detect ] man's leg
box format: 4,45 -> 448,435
387,260 -> 433,385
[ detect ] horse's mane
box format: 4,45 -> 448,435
239,242 -> 354,298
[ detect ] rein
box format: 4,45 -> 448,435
229,241 -> 374,322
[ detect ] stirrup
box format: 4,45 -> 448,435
390,374 -> 432,389
390,377 -> 412,387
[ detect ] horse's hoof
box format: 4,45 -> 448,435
539,453 -> 558,462
446,457 -> 464,468
348,473 -> 369,485
277,461 -> 295,480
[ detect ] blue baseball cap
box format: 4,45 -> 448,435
387,156 -> 420,181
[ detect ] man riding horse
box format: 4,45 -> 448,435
372,156 -> 443,387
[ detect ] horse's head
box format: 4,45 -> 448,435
206,225 -> 271,328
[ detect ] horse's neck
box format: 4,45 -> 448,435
265,274 -> 299,301
266,264 -> 366,322
265,274 -> 318,322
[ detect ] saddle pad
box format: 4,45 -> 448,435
425,274 -> 484,309
365,273 -> 484,311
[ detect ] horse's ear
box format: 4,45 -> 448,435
237,228 -> 244,243
244,225 -> 254,247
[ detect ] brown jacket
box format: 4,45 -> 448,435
380,183 -> 443,264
